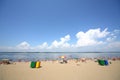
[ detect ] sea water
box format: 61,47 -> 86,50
0,52 -> 120,61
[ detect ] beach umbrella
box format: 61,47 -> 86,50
60,56 -> 66,59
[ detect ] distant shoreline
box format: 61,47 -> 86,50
0,52 -> 120,53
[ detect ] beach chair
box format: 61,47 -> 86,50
30,61 -> 36,68
36,61 -> 41,68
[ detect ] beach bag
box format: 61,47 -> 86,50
36,61 -> 41,68
30,61 -> 36,68
104,60 -> 109,65
98,60 -> 105,66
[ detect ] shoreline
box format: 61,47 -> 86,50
1,52 -> 120,62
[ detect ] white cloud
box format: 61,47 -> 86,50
75,28 -> 109,47
0,46 -> 13,52
49,35 -> 70,49
113,29 -> 120,34
0,28 -> 120,52
106,29 -> 120,42
16,41 -> 31,49
106,36 -> 116,42
37,42 -> 48,49
104,42 -> 120,51
107,42 -> 120,48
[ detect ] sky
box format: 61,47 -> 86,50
0,0 -> 120,52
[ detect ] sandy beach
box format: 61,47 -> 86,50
0,60 -> 120,80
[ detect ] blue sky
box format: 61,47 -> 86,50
0,0 -> 120,52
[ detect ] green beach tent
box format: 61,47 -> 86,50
30,61 -> 36,68
98,59 -> 105,66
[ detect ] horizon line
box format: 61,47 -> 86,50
0,51 -> 120,53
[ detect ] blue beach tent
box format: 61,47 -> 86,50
104,60 -> 109,65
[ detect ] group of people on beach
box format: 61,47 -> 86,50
0,56 -> 120,66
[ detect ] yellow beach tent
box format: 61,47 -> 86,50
36,61 -> 41,68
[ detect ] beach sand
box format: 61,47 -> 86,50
0,60 -> 120,80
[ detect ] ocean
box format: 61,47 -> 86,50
0,52 -> 120,61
